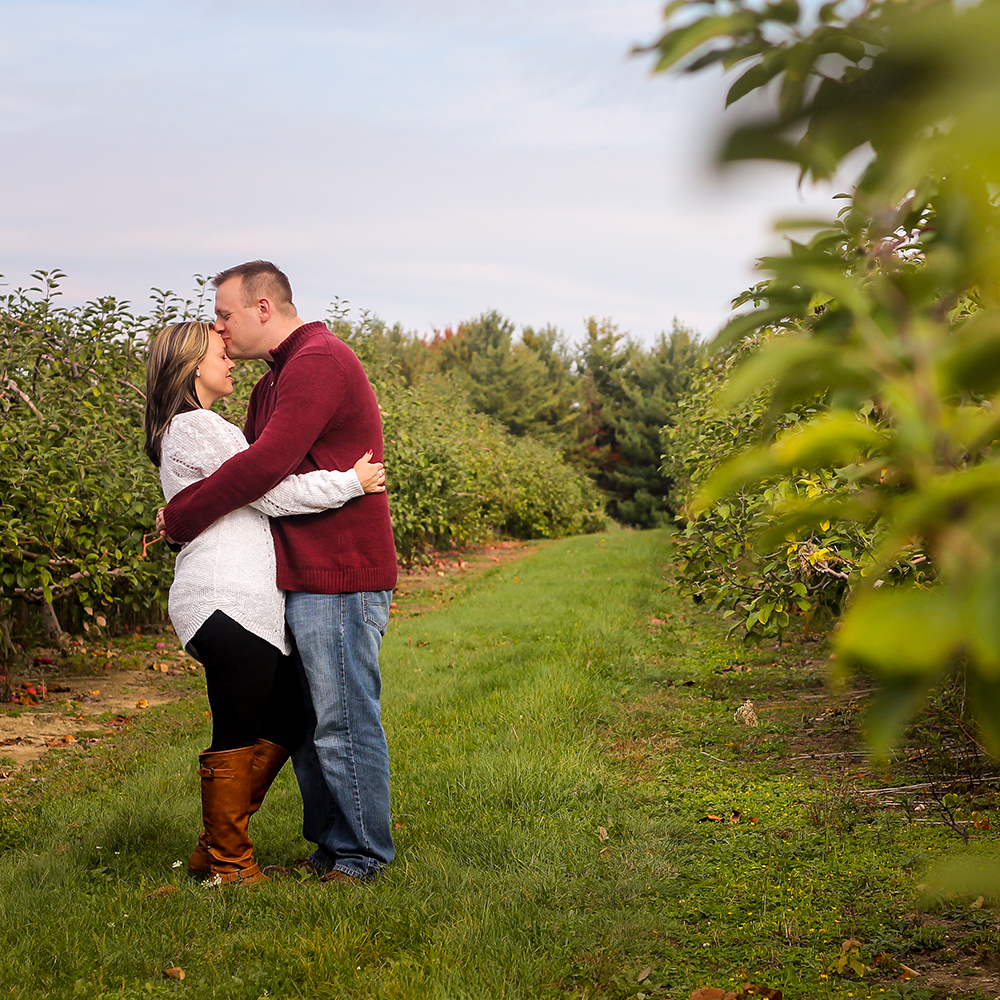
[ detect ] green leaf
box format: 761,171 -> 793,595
650,12 -> 760,73
767,0 -> 800,25
864,674 -> 939,757
719,123 -> 801,166
719,336 -> 836,407
838,585 -> 962,676
693,413 -> 881,510
726,58 -> 786,108
714,305 -> 796,347
922,854 -> 1000,902
966,668 -> 1000,756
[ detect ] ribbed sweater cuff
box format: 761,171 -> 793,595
277,565 -> 398,594
162,504 -> 195,545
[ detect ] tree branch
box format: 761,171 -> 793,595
3,379 -> 43,420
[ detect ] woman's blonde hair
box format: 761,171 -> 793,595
143,321 -> 212,466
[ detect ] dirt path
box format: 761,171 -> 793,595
1,540 -> 539,776
1,637 -> 199,773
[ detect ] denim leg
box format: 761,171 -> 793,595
285,590 -> 394,878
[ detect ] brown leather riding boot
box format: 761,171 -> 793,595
196,745 -> 266,885
188,739 -> 290,879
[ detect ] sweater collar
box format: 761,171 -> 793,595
268,321 -> 330,369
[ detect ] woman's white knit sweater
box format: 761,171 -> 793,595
159,408 -> 364,654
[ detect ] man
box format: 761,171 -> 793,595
161,260 -> 397,882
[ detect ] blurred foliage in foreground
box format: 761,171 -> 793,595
648,0 -> 1000,751
0,275 -> 604,669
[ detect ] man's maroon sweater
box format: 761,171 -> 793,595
162,322 -> 398,594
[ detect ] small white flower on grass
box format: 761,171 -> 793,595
171,860 -> 183,868
734,699 -> 759,727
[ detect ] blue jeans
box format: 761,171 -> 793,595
285,590 -> 394,879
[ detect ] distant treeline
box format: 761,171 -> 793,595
330,305 -> 704,530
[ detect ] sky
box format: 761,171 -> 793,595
1,0 -> 848,344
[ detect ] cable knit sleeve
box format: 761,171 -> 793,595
162,409 -> 364,516
249,469 -> 364,517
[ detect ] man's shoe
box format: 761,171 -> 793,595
261,859 -> 323,879
318,868 -> 363,885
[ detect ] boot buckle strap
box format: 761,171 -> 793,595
197,765 -> 235,779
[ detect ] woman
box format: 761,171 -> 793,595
144,321 -> 385,885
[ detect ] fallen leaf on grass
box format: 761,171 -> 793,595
971,895 -> 984,909
638,966 -> 652,982
597,826 -> 609,842
690,989 -> 736,1000
841,938 -> 862,952
163,967 -> 185,980
147,886 -> 178,897
136,699 -> 149,709
699,814 -> 725,823
898,963 -> 920,978
872,952 -> 900,970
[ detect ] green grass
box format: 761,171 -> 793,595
0,529 -> 998,999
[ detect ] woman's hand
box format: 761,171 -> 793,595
354,450 -> 387,493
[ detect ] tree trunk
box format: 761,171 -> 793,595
39,601 -> 66,645
0,605 -> 12,703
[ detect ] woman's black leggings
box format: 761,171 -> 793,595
188,610 -> 304,753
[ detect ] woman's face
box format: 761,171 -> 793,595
194,331 -> 236,408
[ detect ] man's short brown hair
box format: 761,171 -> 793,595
212,260 -> 295,312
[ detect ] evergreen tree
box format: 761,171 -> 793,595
574,316 -> 631,477
431,311 -> 579,447
575,318 -> 703,527
607,323 -> 702,527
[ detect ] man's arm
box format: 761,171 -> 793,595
162,354 -> 346,543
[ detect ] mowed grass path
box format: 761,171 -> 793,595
0,529 -> 993,999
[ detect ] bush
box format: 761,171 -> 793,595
381,375 -> 606,563
0,273 -> 180,657
0,275 -> 606,667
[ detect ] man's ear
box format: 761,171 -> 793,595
257,297 -> 273,323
